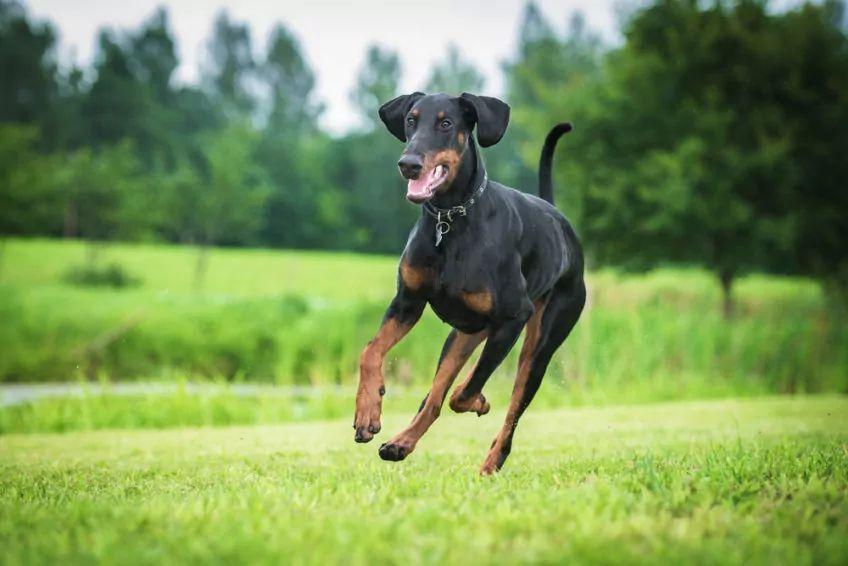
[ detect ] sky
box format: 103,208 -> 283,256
25,0 -> 624,133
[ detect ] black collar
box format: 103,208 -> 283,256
423,172 -> 488,247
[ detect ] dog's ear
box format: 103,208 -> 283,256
458,93 -> 510,147
378,92 -> 425,142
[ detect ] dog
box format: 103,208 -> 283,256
353,92 -> 585,474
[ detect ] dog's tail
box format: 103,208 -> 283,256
538,122 -> 572,205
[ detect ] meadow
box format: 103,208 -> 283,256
1,397 -> 846,565
1,239 -> 845,402
2,238 -> 847,564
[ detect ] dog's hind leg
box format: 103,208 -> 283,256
448,358 -> 490,416
378,329 -> 486,461
479,278 -> 586,475
449,298 -> 534,416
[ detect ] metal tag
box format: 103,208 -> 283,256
435,221 -> 450,246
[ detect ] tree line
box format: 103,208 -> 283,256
1,0 -> 846,309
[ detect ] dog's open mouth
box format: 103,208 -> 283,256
407,165 -> 449,203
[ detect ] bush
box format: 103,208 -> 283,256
63,262 -> 141,288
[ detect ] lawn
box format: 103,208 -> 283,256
1,396 -> 846,565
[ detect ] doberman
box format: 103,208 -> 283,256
353,91 -> 585,474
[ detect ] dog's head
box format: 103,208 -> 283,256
378,92 -> 510,203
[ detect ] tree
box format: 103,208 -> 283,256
83,31 -> 149,148
203,11 -> 256,119
57,142 -> 149,243
497,4 -> 602,200
0,124 -> 62,277
424,44 -> 484,94
255,24 -> 339,248
129,8 -> 177,107
565,0 -> 835,316
350,45 -> 401,130
335,44 -> 419,253
0,1 -> 61,147
777,1 -> 848,306
190,123 -> 270,289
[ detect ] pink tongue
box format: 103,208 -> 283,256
407,168 -> 438,200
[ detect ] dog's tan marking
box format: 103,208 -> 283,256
480,299 -> 547,475
400,260 -> 433,291
448,358 -> 490,415
460,290 -> 494,314
457,132 -> 465,145
423,149 -> 462,190
437,110 -> 445,119
411,109 -> 420,118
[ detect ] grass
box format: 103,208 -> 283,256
1,396 -> 846,565
1,238 -> 845,396
1,238 -> 398,300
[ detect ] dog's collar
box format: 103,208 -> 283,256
423,173 -> 488,247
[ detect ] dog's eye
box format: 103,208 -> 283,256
440,119 -> 452,130
406,117 -> 415,127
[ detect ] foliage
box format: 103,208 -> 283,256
505,1 -> 848,314
425,44 -> 485,94
62,261 -> 141,288
1,398 -> 846,564
0,124 -> 62,237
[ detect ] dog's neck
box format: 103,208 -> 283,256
428,136 -> 486,209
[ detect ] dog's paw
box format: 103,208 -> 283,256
353,386 -> 384,443
378,442 -> 410,461
354,421 -> 381,443
449,390 -> 490,416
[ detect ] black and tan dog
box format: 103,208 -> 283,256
353,92 -> 585,474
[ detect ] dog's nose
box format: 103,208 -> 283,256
397,154 -> 424,180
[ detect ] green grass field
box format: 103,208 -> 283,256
1,397 -> 846,565
2,239 -> 846,564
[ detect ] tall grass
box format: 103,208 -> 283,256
1,238 -> 845,397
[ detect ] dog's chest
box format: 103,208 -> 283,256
402,247 -> 497,331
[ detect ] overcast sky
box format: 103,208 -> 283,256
25,0 -> 626,133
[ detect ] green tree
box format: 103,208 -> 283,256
191,123 -> 270,289
256,24 -> 340,248
83,31 -> 151,149
424,44 -> 484,94
337,44 -> 418,252
350,45 -> 401,130
0,1 -> 62,147
203,11 -> 255,118
568,0 -> 836,316
777,1 -> 848,305
56,142 -> 151,269
0,124 -> 62,276
497,4 -> 602,199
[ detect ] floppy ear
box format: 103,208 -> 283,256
459,93 -> 510,147
378,92 -> 425,141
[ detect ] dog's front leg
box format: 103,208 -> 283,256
354,291 -> 425,443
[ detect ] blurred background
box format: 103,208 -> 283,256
0,0 -> 846,433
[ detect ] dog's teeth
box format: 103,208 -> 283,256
435,165 -> 442,176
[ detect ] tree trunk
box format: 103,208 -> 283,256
86,241 -> 102,270
63,200 -> 78,239
194,243 -> 209,292
719,269 -> 734,319
0,237 -> 6,282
